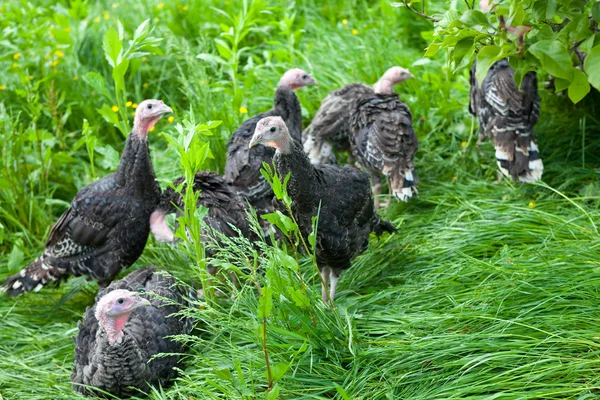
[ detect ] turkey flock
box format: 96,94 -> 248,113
0,59 -> 543,397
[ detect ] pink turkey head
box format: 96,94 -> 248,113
95,289 -> 151,345
249,116 -> 291,153
373,66 -> 413,94
133,99 -> 173,138
278,68 -> 317,90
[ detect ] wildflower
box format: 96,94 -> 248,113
50,60 -> 59,67
132,103 -> 138,109
183,5 -> 189,10
142,83 -> 148,88
157,3 -> 164,9
528,202 -> 535,209
168,116 -> 175,123
0,85 -> 6,90
94,17 -> 100,23
111,105 -> 119,112
239,106 -> 248,114
126,101 -> 132,107
112,3 -> 119,8
351,29 -> 358,35
103,11 -> 110,20
65,28 -> 71,33
149,126 -> 155,132
461,141 -> 467,147
451,176 -> 457,182
73,76 -> 79,81
55,50 -> 65,58
13,52 -> 21,60
342,19 -> 348,25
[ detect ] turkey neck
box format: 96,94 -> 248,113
274,140 -> 319,213
273,86 -> 302,142
115,133 -> 160,203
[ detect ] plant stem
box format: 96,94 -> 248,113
262,317 -> 272,391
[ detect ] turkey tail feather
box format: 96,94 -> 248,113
494,130 -> 543,183
303,129 -> 336,165
389,167 -> 418,202
1,257 -> 65,296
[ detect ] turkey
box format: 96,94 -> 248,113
350,68 -> 419,208
1,99 -> 172,296
469,58 -> 543,182
156,171 -> 260,289
249,116 -> 396,302
224,68 -> 316,227
303,66 -> 413,165
72,266 -> 193,397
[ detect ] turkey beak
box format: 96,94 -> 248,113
308,74 -> 317,86
249,134 -> 261,148
131,295 -> 151,310
159,103 -> 173,115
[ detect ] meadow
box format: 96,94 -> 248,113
1,0 -> 600,399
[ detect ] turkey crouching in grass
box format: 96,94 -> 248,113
249,116 -> 396,302
1,100 -> 172,296
72,266 -> 193,398
155,171 -> 260,289
303,66 -> 413,165
469,59 -> 543,182
350,68 -> 419,208
225,68 -> 316,227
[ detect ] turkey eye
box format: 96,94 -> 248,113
147,104 -> 153,110
269,127 -> 276,133
117,298 -> 124,305
302,75 -> 307,79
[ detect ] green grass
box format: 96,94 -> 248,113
1,0 -> 600,399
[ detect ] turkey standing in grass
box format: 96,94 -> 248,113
224,68 -> 316,224
249,116 -> 396,302
155,171 -> 260,289
350,68 -> 418,208
72,266 -> 193,397
1,100 -> 172,296
469,59 -> 543,182
303,66 -> 413,165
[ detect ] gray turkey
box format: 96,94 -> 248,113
1,100 -> 172,296
224,68 -> 316,228
156,171 -> 260,289
71,266 -> 193,397
469,58 -> 543,182
303,66 -> 413,165
350,69 -> 419,208
250,116 -> 396,302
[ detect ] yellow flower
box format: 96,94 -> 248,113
149,126 -> 155,132
112,3 -> 119,8
132,103 -> 138,109
65,28 -> 71,33
111,105 -> 119,112
528,202 -> 535,209
351,29 -> 358,35
126,101 -> 132,107
142,83 -> 148,88
239,106 -> 248,114
157,2 -> 164,8
451,176 -> 457,182
55,50 -> 65,57
50,60 -> 59,67
73,76 -> 79,81
168,116 -> 175,123
103,11 -> 110,20
342,19 -> 348,24
461,141 -> 467,147
94,17 -> 100,23
183,5 -> 189,10
0,85 -> 6,90
13,52 -> 21,60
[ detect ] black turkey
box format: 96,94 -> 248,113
250,116 -> 395,302
224,68 -> 316,227
156,171 -> 259,289
350,68 -> 418,208
469,58 -> 543,182
303,66 -> 413,165
71,266 -> 193,397
1,100 -> 172,296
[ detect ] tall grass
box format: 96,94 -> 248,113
1,0 -> 600,399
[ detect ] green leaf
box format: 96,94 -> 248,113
97,104 -> 119,126
133,19 -> 150,41
424,42 -> 441,57
554,78 -> 570,92
528,40 -> 573,81
270,363 -> 289,381
264,384 -> 280,400
0,178 -> 11,190
8,241 -> 24,272
459,10 -> 488,27
584,44 -> 600,91
568,68 -> 590,103
475,45 -> 502,85
593,3 -> 600,23
83,72 -> 113,102
545,0 -> 557,20
112,58 -> 129,93
102,27 -> 122,68
258,286 -> 273,319
287,287 -> 310,308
